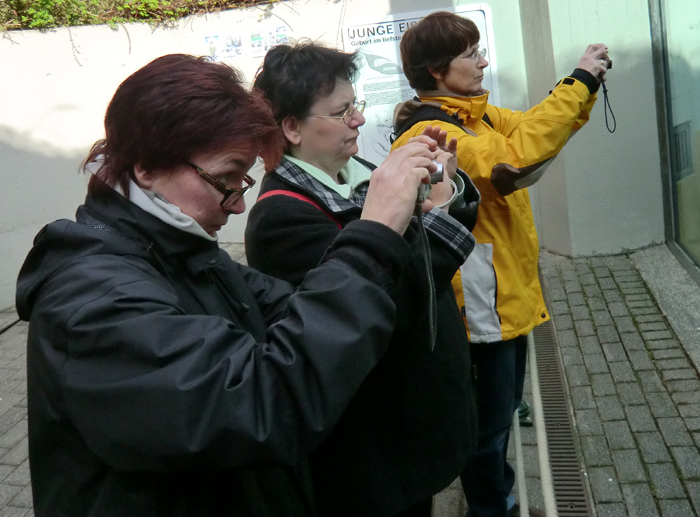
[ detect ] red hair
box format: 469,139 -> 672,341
83,54 -> 284,195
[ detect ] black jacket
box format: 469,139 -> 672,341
16,185 -> 414,517
245,158 -> 480,517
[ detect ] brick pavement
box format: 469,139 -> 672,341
540,250 -> 700,517
1,246 -> 698,516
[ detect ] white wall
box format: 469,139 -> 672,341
0,0 -> 667,310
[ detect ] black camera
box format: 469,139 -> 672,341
417,162 -> 444,203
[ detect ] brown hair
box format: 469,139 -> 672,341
83,54 -> 284,196
400,12 -> 480,91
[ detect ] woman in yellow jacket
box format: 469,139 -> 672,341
392,11 -> 610,517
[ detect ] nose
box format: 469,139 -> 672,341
478,56 -> 489,69
349,110 -> 366,129
225,196 -> 247,215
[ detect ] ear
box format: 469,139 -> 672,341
428,67 -> 444,82
281,116 -> 303,146
133,164 -> 155,188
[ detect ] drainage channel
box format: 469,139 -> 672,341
532,317 -> 593,517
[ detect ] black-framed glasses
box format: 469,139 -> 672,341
184,158 -> 256,208
309,100 -> 366,125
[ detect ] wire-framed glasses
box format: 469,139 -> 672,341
458,47 -> 487,62
184,158 -> 256,208
309,100 -> 366,125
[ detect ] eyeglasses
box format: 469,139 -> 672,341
458,47 -> 487,63
184,158 -> 256,208
309,100 -> 366,125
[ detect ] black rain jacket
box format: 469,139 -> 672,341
15,184 -> 413,517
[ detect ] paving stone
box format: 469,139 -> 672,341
671,447 -> 700,479
651,348 -> 686,360
648,463 -> 685,499
1,461 -> 28,488
584,354 -> 609,375
598,277 -> 617,290
638,322 -> 669,333
584,283 -> 603,299
603,289 -> 623,303
549,287 -> 567,302
587,297 -> 608,311
562,347 -> 585,366
0,486 -> 22,509
571,305 -> 591,321
613,316 -> 637,334
628,350 -> 654,371
567,292 -> 586,306
604,421 -> 636,450
593,266 -> 612,278
561,269 -> 579,282
571,386 -> 596,410
554,314 -> 574,331
0,438 -> 27,468
602,342 -> 627,363
673,392 -> 700,407
657,417 -> 693,446
597,396 -> 625,421
646,340 -> 680,352
574,319 -> 595,337
657,499 -> 694,517
588,466 -> 623,503
582,435 -> 613,466
685,481 -> 700,516
661,369 -> 698,382
617,382 -> 648,405
620,331 -> 645,351
645,392 -> 679,418
686,418 -> 700,432
630,306 -> 659,316
591,373 -> 617,397
642,330 -> 675,341
626,406 -> 658,432
7,485 -> 31,509
566,365 -> 591,387
0,506 -> 30,517
564,279 -> 583,294
621,483 -> 659,517
593,310 -> 614,327
679,404 -> 700,418
597,326 -> 620,344
627,298 -> 655,307
635,314 -> 665,324
576,408 -> 604,436
0,422 -> 26,452
621,287 -> 648,296
556,329 -> 578,348
612,449 -> 647,482
656,358 -> 693,370
636,432 -> 672,463
551,300 -> 570,316
608,361 -> 636,383
667,379 -> 700,393
580,273 -> 598,286
579,335 -> 603,355
595,503 -> 627,517
607,302 -> 630,318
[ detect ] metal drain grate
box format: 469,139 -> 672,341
532,318 -> 593,516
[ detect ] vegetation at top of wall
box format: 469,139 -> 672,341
1,0 -> 272,31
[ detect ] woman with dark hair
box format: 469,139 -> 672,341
246,42 -> 481,517
15,53 -> 441,517
393,11 -> 610,517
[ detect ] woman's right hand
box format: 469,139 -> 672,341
361,142 -> 436,235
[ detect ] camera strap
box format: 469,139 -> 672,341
602,82 -> 616,133
414,203 -> 438,352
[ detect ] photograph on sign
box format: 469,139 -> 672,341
342,5 -> 497,164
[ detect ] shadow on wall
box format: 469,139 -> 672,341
0,125 -> 88,311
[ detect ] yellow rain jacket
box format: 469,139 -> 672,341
392,71 -> 598,342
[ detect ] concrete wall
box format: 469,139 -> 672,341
0,0 -> 667,310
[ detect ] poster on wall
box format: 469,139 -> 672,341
342,4 -> 498,165
205,25 -> 290,62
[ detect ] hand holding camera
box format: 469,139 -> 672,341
578,43 -> 611,82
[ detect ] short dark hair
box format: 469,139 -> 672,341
253,41 -> 360,123
400,12 -> 480,91
83,54 -> 284,196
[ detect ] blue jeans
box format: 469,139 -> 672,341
461,335 -> 528,517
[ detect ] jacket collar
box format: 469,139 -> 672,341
84,182 -> 221,273
402,90 -> 490,126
